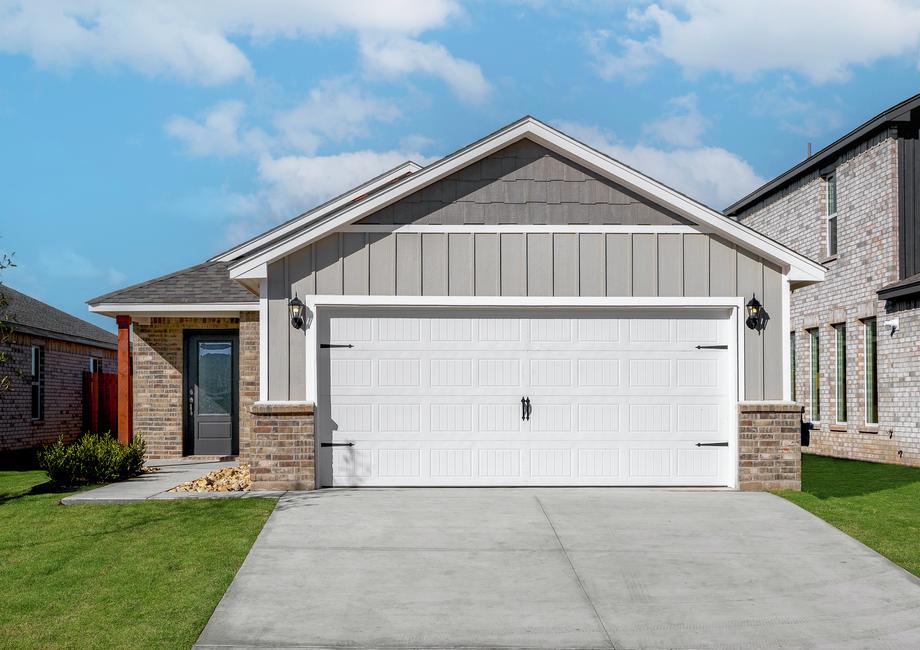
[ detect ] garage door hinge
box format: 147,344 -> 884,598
320,343 -> 354,349
321,442 -> 355,447
695,344 -> 728,349
695,442 -> 729,447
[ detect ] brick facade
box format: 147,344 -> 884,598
738,401 -> 802,491
738,135 -> 920,467
0,331 -> 116,452
132,314 -> 258,459
248,401 -> 315,491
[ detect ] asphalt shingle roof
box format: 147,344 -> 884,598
87,261 -> 256,306
2,284 -> 117,348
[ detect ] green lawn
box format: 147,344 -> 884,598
0,470 -> 275,649
778,454 -> 920,577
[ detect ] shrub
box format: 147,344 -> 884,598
38,433 -> 146,485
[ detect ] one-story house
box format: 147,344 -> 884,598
88,117 -> 825,490
1,284 -> 117,453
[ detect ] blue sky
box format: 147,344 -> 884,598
2,0 -> 920,330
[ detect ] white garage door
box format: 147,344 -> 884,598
316,308 -> 735,487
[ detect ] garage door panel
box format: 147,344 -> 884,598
320,308 -> 734,487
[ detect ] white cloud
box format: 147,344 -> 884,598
753,81 -> 845,138
360,36 -> 492,104
589,0 -> 920,83
274,80 -> 402,154
39,249 -> 126,286
165,101 -> 251,157
557,120 -> 763,209
256,149 -> 437,218
164,89 -> 439,239
0,0 -> 476,89
641,93 -> 708,147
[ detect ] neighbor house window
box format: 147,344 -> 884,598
790,331 -> 797,401
834,323 -> 847,423
808,328 -> 820,421
31,345 -> 44,420
89,357 -> 102,373
826,173 -> 838,256
865,318 -> 878,424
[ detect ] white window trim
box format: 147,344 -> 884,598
864,318 -> 878,426
834,323 -> 847,425
808,328 -> 820,423
826,174 -> 838,257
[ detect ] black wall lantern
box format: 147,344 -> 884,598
288,295 -> 306,330
745,294 -> 769,334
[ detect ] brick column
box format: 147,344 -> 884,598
249,401 -> 315,491
738,401 -> 803,491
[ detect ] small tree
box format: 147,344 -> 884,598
0,249 -> 16,392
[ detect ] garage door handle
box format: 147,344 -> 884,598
320,442 -> 355,447
525,397 -> 532,421
521,397 -> 527,421
695,442 -> 728,447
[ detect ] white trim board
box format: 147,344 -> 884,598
89,303 -> 259,317
341,224 -> 700,234
227,117 -> 825,285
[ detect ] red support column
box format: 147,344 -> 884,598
116,315 -> 132,444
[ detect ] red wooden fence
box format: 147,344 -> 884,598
83,371 -> 118,436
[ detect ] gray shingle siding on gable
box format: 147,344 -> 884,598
87,261 -> 255,305
2,285 -> 117,348
357,140 -> 691,226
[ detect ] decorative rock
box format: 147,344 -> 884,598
169,465 -> 251,493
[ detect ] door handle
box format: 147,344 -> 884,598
524,397 -> 532,421
521,396 -> 527,421
188,387 -> 194,417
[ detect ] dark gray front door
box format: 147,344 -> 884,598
186,332 -> 239,456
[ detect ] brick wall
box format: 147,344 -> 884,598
738,136 -> 920,467
738,402 -> 802,491
239,312 -> 259,463
0,331 -> 116,452
249,401 -> 315,491
132,314 -> 258,459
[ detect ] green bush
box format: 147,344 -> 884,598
38,433 -> 146,485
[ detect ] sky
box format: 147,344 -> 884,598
2,0 -> 920,331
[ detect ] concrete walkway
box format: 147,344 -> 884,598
60,460 -> 280,504
197,488 -> 920,650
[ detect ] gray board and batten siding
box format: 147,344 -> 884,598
265,139 -> 783,403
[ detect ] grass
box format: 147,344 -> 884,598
0,470 -> 276,649
778,454 -> 920,577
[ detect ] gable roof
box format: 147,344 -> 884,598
2,284 -> 117,349
726,92 -> 920,215
88,261 -> 256,308
228,116 -> 825,284
210,161 -> 421,263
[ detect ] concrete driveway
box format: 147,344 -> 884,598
196,489 -> 920,650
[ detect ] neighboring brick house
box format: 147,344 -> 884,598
727,94 -> 920,468
0,285 -> 117,453
89,117 -> 825,490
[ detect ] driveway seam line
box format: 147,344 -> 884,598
535,495 -> 617,650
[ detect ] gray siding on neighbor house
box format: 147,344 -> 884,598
356,139 -> 691,226
265,230 -> 785,402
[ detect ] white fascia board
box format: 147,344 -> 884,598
228,117 -> 826,284
305,295 -> 743,309
89,303 -> 259,317
212,161 -> 420,263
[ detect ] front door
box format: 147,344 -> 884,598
186,332 -> 239,456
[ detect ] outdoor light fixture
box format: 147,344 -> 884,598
745,294 -> 769,333
288,295 -> 306,330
